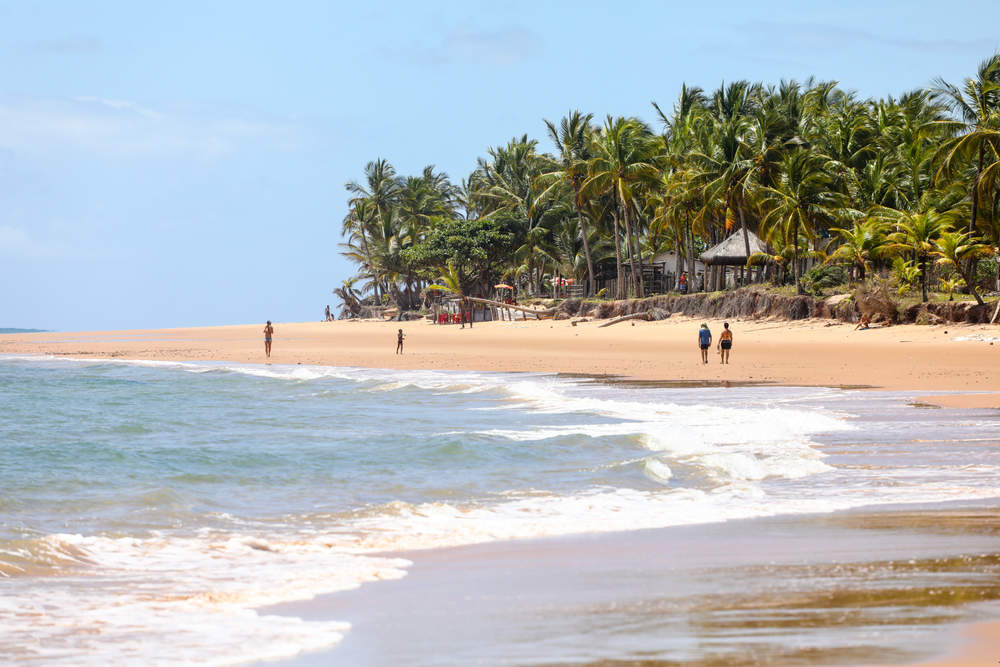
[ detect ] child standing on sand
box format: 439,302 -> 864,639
396,328 -> 405,354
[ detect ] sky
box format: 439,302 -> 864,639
2,0 -> 999,331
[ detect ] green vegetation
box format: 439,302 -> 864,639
338,55 -> 1000,316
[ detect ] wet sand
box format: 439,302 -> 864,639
2,317 -> 998,409
262,504 -> 1000,666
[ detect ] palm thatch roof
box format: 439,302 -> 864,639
700,229 -> 767,266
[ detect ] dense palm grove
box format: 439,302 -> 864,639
338,56 -> 1000,315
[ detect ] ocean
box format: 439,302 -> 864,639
1,355 -> 998,665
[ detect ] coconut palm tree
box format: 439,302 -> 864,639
826,216 -> 888,282
585,116 -> 660,298
931,54 -> 1000,234
540,110 -> 597,296
878,207 -> 953,303
474,135 -> 562,295
691,81 -> 762,261
760,149 -> 845,294
932,229 -> 993,306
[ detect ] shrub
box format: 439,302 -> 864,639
802,264 -> 846,295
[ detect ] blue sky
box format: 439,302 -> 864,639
2,0 -> 998,330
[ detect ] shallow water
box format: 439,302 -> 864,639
1,355 -> 998,664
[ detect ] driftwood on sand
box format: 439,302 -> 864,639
598,312 -> 652,328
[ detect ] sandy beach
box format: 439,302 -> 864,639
3,316 -> 998,408
4,316 -> 999,666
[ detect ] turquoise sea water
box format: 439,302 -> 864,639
1,355 -> 999,664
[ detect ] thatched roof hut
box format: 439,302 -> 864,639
700,229 -> 767,266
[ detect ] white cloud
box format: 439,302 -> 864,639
0,96 -> 303,159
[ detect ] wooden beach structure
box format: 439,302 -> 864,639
594,251 -> 706,296
699,230 -> 768,291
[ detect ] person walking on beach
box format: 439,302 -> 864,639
263,320 -> 274,358
718,322 -> 733,364
698,323 -> 712,364
396,328 -> 405,354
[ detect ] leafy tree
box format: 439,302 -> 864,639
402,217 -> 516,297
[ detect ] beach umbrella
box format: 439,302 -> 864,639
494,283 -> 513,289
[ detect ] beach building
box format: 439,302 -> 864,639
595,251 -> 706,296
699,229 -> 768,291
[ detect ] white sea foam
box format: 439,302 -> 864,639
1,531 -> 409,665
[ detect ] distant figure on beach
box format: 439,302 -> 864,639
718,322 -> 733,364
679,271 -> 688,294
396,328 -> 405,354
698,323 -> 712,364
855,314 -> 871,330
263,320 -> 274,358
325,305 -> 331,321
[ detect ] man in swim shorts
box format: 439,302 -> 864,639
263,320 -> 274,358
718,322 -> 733,364
698,323 -> 712,364
396,328 -> 405,354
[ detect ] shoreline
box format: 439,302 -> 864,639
261,502 -> 1000,667
2,317 -> 999,410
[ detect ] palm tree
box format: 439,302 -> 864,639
826,216 -> 888,282
540,110 -> 597,296
932,229 -> 993,306
879,207 -> 952,303
760,150 -> 844,294
474,135 -> 561,295
931,54 -> 1000,234
939,275 -> 966,301
585,116 -> 659,298
691,81 -> 761,262
345,159 -> 401,301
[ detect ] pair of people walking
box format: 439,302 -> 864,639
698,322 -> 733,364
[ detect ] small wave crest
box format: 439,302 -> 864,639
0,530 -> 409,664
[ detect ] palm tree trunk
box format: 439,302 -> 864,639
957,261 -> 985,307
612,209 -> 625,300
920,255 -> 928,303
793,230 -> 803,295
687,218 -> 697,291
675,224 -> 685,289
628,200 -> 647,298
738,201 -> 752,269
971,143 -> 983,233
619,193 -> 641,298
576,204 -> 595,297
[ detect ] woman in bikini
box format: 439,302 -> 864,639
263,321 -> 274,358
718,322 -> 733,364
